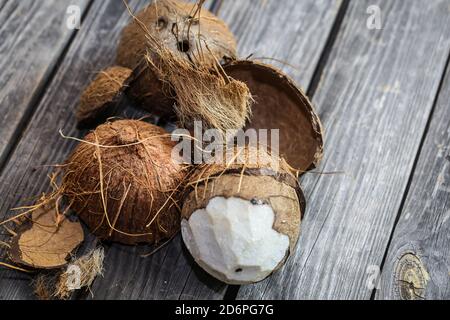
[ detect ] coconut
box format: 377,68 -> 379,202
181,147 -> 305,284
62,120 -> 186,245
117,0 -> 237,70
224,61 -> 324,172
8,202 -> 84,269
117,0 -> 241,121
76,66 -> 133,127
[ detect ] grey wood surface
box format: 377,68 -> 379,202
238,0 -> 450,300
0,0 -> 90,169
376,60 -> 450,300
88,0 -> 344,300
0,1 -> 8,12
0,0 -> 151,300
1,0 -> 450,301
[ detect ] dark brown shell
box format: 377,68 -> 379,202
63,120 -> 186,245
127,60 -> 176,118
224,61 -> 324,172
116,0 -> 237,69
76,66 -> 133,127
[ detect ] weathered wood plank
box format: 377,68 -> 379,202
376,61 -> 450,300
0,0 -> 149,300
90,0 -> 343,300
0,1 -> 8,12
0,0 -> 90,169
238,0 -> 450,300
218,0 -> 343,89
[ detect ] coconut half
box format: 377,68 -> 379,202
181,147 -> 304,284
224,61 -> 324,172
76,66 -> 133,127
8,204 -> 84,269
63,120 -> 186,245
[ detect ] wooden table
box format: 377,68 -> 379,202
0,0 -> 449,300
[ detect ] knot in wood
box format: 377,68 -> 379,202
394,253 -> 429,300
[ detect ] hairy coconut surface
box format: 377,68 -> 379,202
224,61 -> 324,172
34,247 -> 104,300
62,120 -> 186,245
8,203 -> 84,269
117,0 -> 237,69
118,0 -> 249,129
76,66 -> 133,127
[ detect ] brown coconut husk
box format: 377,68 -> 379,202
224,61 -> 324,172
121,0 -> 251,132
34,247 -> 104,300
181,146 -> 304,254
117,0 -> 237,70
62,120 -> 187,245
76,66 -> 133,127
8,202 -> 84,269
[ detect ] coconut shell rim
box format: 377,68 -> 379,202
224,60 -> 324,173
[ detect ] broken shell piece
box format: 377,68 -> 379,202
224,61 -> 324,172
76,66 -> 133,127
181,147 -> 304,284
8,204 -> 84,269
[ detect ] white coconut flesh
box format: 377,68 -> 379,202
181,196 -> 290,284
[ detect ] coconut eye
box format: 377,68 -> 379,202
156,16 -> 168,30
177,39 -> 190,53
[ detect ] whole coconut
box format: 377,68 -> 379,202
117,0 -> 238,117
63,120 -> 186,245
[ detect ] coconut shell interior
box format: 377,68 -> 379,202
224,61 -> 324,172
8,204 -> 84,269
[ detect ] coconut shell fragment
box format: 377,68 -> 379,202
8,204 -> 84,270
224,61 -> 324,172
63,120 -> 186,245
76,66 -> 133,127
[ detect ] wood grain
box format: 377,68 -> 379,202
0,0 -> 90,169
238,0 -> 450,300
89,0 -> 343,300
377,59 -> 450,300
0,0 -> 149,300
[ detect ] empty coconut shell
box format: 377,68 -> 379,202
224,61 -> 324,172
8,204 -> 84,269
76,66 -> 133,127
62,120 -> 186,245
